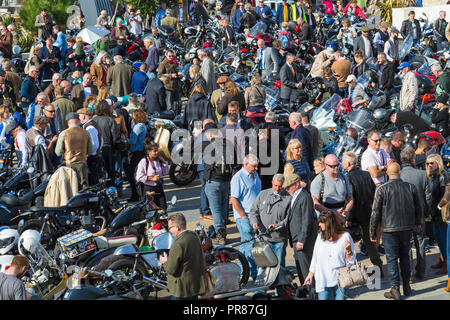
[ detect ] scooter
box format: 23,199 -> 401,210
204,226 -> 298,300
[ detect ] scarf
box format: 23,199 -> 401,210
165,56 -> 179,68
283,5 -> 288,22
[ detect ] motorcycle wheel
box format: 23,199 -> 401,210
169,163 -> 197,186
108,257 -> 151,299
184,38 -> 196,50
216,247 -> 250,287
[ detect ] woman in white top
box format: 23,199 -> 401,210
304,211 -> 356,300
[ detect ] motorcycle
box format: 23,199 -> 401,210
206,226 -> 298,300
16,181 -> 119,249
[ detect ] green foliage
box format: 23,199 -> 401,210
19,0 -> 75,35
1,14 -> 14,27
124,0 -> 179,18
18,27 -> 34,53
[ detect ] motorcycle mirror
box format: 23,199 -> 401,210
171,195 -> 177,206
26,167 -> 35,174
104,269 -> 113,278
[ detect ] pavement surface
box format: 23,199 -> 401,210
118,174 -> 450,300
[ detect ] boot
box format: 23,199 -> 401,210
445,277 -> 450,292
213,228 -> 226,246
384,285 -> 401,300
431,254 -> 445,269
435,262 -> 447,275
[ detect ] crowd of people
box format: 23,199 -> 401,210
0,0 -> 449,301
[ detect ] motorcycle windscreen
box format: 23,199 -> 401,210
249,21 -> 267,37
310,94 -> 340,131
399,35 -> 413,60
347,109 -> 375,133
263,86 -> 280,111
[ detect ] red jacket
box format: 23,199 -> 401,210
343,3 -> 366,19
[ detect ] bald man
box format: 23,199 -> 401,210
310,154 -> 353,224
370,162 -> 423,300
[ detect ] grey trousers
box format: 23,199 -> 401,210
409,224 -> 427,277
165,90 -> 180,111
361,222 -> 383,269
294,247 -> 313,284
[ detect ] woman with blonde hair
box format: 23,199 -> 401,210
217,80 -> 246,116
90,51 -> 111,91
183,84 -> 217,129
245,74 -> 266,125
313,157 -> 326,175
25,45 -> 43,76
83,94 -> 98,113
284,138 -> 310,187
126,109 -> 148,201
425,153 -> 449,275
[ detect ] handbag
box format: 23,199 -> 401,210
441,202 -> 450,222
338,259 -> 368,289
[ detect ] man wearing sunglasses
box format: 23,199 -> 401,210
361,130 -> 395,186
311,154 -> 353,223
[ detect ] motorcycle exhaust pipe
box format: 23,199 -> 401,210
143,276 -> 168,290
95,216 -> 107,230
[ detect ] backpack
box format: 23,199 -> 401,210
280,31 -> 289,49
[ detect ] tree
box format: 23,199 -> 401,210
123,0 -> 180,21
19,0 -> 75,35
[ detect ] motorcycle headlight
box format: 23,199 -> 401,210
105,187 -> 118,201
342,47 -> 349,55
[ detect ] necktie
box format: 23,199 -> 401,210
290,65 -> 295,75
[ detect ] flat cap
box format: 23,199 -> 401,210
282,173 -> 300,188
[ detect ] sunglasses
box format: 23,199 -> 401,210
45,109 -> 55,113
426,162 -> 436,166
326,164 -> 339,168
370,138 -> 381,143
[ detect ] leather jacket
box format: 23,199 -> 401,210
346,167 -> 375,225
370,179 -> 422,238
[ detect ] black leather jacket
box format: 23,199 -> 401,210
346,167 -> 375,225
370,179 -> 422,238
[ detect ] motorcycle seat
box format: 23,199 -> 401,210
0,190 -> 34,207
30,205 -> 68,213
94,235 -> 138,250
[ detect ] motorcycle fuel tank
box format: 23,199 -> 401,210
66,192 -> 99,209
109,206 -> 142,231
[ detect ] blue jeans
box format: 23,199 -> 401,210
235,217 -> 258,280
437,37 -> 448,51
382,230 -> 412,287
447,223 -> 450,277
114,44 -> 127,57
432,222 -> 448,260
317,285 -> 346,300
198,171 -> 211,216
270,241 -> 287,268
204,180 -> 229,231
338,86 -> 348,98
16,150 -> 22,167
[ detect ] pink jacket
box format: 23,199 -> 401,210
343,3 -> 366,20
321,0 -> 335,15
135,157 -> 169,186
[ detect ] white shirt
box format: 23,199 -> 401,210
83,119 -> 103,155
290,187 -> 302,208
361,147 -> 390,184
363,36 -> 371,57
309,232 -> 356,293
16,129 -> 28,166
129,14 -> 143,35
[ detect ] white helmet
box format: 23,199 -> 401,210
18,229 -> 41,255
0,227 -> 19,255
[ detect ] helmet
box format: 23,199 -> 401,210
12,45 -> 20,55
105,187 -> 118,201
373,108 -> 388,121
0,228 -> 19,255
18,229 -> 41,255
